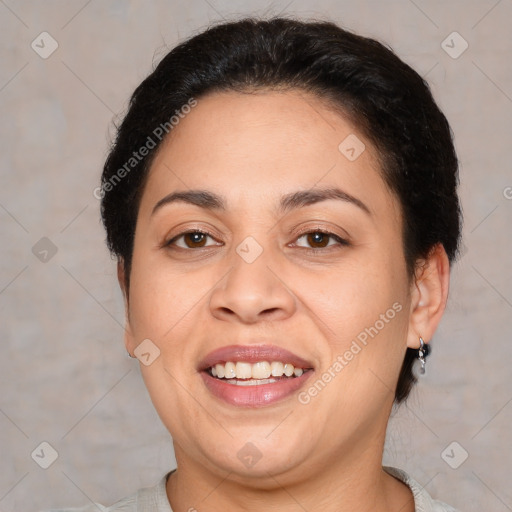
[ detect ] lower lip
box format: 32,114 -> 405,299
200,370 -> 314,407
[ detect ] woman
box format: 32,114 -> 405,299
54,15 -> 462,512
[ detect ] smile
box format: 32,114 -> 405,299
198,344 -> 316,407
209,360 -> 309,380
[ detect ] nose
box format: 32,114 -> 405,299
208,244 -> 297,324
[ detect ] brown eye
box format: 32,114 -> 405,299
294,230 -> 349,250
182,232 -> 208,248
305,232 -> 330,248
166,231 -> 219,249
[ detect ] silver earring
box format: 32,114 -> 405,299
418,337 -> 430,374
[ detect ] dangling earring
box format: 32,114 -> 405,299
418,337 -> 430,374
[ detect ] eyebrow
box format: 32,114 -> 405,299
151,187 -> 371,217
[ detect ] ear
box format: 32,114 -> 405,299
117,259 -> 137,356
406,243 -> 451,350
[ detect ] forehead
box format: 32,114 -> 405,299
139,89 -> 399,221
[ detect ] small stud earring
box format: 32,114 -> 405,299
418,337 -> 430,374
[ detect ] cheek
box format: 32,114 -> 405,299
313,255 -> 404,337
128,248 -> 207,341
128,252 -> 209,431
310,249 -> 410,406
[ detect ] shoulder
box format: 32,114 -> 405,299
42,471 -> 174,512
42,495 -> 135,512
383,466 -> 459,512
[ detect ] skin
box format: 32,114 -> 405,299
118,89 -> 450,512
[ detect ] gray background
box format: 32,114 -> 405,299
1,1 -> 511,510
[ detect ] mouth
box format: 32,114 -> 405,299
198,344 -> 315,407
207,360 -> 312,382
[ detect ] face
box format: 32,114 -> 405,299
123,89 -> 415,483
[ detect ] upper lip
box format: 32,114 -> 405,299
198,344 -> 314,372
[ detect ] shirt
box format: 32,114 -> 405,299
46,466 -> 458,512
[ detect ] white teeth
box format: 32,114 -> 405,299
235,361 -> 252,379
252,361 -> 271,379
226,377 -> 278,386
270,361 -> 284,376
215,363 -> 225,378
224,361 -> 236,378
283,363 -> 294,377
208,361 -> 308,380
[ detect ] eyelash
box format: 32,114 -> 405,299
164,228 -> 350,252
